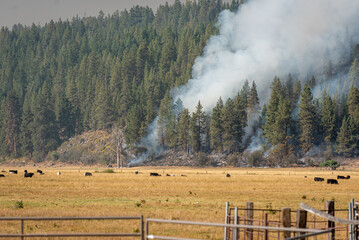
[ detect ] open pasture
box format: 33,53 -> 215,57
0,167 -> 358,238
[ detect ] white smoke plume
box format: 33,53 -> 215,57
173,0 -> 359,112
132,0 -> 359,163
129,117 -> 163,165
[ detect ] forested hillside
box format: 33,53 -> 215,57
0,0 -> 240,161
0,0 -> 358,166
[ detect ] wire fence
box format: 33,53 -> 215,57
145,218 -> 330,240
0,216 -> 144,239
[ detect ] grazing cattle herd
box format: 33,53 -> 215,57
313,175 -> 351,184
0,169 -> 353,186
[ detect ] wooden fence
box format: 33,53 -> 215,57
225,201 -> 353,240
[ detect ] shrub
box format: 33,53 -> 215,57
14,200 -> 24,209
49,151 -> 60,161
102,169 -> 114,173
226,153 -> 241,167
319,160 -> 340,168
194,152 -> 208,166
247,151 -> 263,167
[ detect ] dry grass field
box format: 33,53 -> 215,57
0,167 -> 358,239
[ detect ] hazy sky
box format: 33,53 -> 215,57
0,0 -> 184,28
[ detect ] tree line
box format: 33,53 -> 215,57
0,0 -> 240,161
157,76 -> 359,165
0,0 -> 358,164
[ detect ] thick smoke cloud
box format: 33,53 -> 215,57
173,0 -> 359,112
132,0 -> 359,163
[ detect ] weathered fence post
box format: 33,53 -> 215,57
325,200 -> 335,240
349,199 -> 354,240
224,202 -> 229,240
281,208 -> 291,239
264,213 -> 268,240
233,207 -> 238,240
140,215 -> 144,240
296,209 -> 307,240
246,202 -> 254,240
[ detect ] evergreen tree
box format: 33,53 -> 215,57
31,88 -> 59,160
263,76 -> 283,145
347,86 -> 359,125
260,104 -> 267,128
273,97 -> 292,145
336,116 -> 358,157
222,98 -> 238,152
177,108 -> 190,153
247,81 -> 260,117
166,114 -> 178,149
285,73 -> 294,103
2,91 -> 21,157
233,90 -> 247,144
210,97 -> 224,152
320,92 -> 337,144
57,97 -> 76,141
92,81 -> 114,129
190,101 -> 206,152
293,79 -> 302,107
20,104 -> 34,158
240,79 -> 250,106
298,84 -> 316,153
349,58 -> 359,88
125,104 -> 144,145
157,93 -> 172,148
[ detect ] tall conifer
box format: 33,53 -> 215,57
298,84 -> 316,153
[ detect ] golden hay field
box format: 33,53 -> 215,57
0,167 -> 358,239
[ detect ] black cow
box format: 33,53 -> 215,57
166,174 -> 170,176
327,179 -> 338,184
226,174 -> 231,178
37,170 -> 44,175
337,175 -> 350,179
0,174 -> 5,177
9,170 -> 18,174
24,170 -> 34,178
84,172 -> 92,176
135,171 -> 139,174
314,177 -> 324,182
150,172 -> 161,176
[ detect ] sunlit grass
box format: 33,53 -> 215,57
0,167 -> 357,238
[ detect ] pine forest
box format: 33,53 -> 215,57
0,0 -> 358,167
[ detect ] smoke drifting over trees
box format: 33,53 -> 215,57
0,0 -> 358,166
174,0 -> 359,111
138,0 -> 359,165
